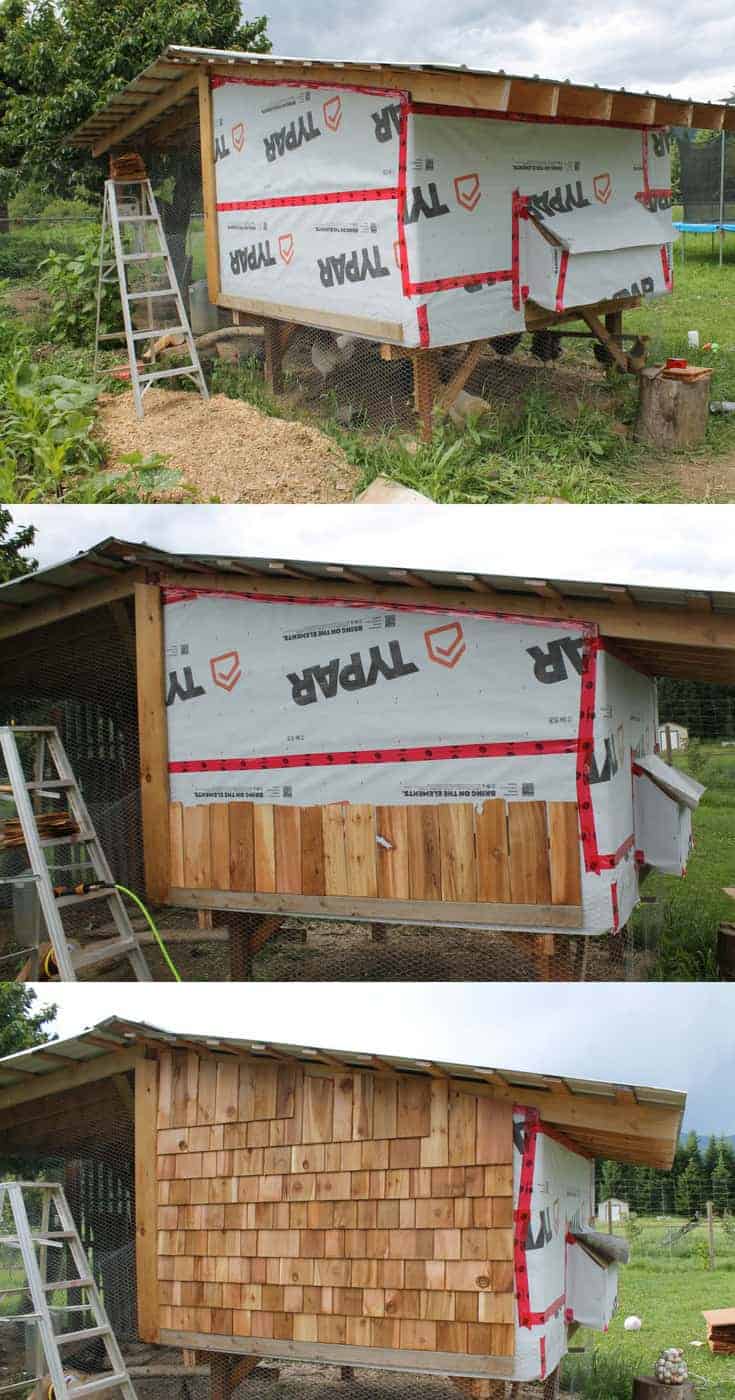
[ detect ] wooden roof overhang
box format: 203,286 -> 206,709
1,538 -> 735,686
0,1018 -> 686,1170
67,46 -> 734,157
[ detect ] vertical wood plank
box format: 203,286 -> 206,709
448,1088 -> 477,1166
303,1074 -> 334,1144
376,807 -> 409,900
396,1077 -> 430,1138
182,806 -> 212,889
301,807 -> 325,895
229,802 -> 255,891
323,805 -> 348,895
475,799 -> 511,903
274,806 -> 302,893
134,582 -> 170,903
476,1097 -> 512,1165
209,804 -> 231,891
438,804 -> 477,902
135,1057 -> 159,1342
373,1078 -> 398,1140
253,805 -> 276,892
197,72 -> 221,302
406,806 -> 442,901
168,803 -> 184,888
508,801 -> 552,904
343,805 -> 378,897
420,1080 -> 449,1168
548,802 -> 582,906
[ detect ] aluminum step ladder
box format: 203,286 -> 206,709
0,726 -> 151,982
0,1181 -> 139,1400
94,176 -> 209,419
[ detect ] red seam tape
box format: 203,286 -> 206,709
168,737 -> 577,776
611,880 -> 620,932
416,304 -> 430,347
555,249 -> 569,313
211,74 -> 406,99
217,187 -> 397,212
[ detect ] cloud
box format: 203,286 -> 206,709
30,982 -> 735,1134
261,0 -> 735,103
10,503 -> 735,592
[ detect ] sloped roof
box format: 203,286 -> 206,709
0,1017 -> 685,1169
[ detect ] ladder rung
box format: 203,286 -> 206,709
72,938 -> 137,971
25,779 -> 74,791
57,1324 -> 112,1347
122,251 -> 167,262
43,1277 -> 93,1292
69,1375 -> 129,1398
139,365 -> 201,384
39,831 -> 94,849
56,887 -> 115,909
118,215 -> 157,223
132,326 -> 186,341
127,289 -> 174,301
97,332 -> 128,342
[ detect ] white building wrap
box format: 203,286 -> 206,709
210,76 -> 676,347
163,588 -> 698,934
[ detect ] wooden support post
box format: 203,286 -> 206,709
339,1368 -> 354,1381
134,582 -> 170,904
411,348 -> 440,442
580,308 -> 630,373
707,1199 -> 716,1269
228,913 -> 252,981
263,317 -> 284,393
607,1199 -> 614,1235
437,340 -> 486,410
604,309 -> 624,343
135,1057 -> 159,1342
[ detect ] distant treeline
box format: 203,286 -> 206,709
657,678 -> 735,740
596,1131 -> 735,1217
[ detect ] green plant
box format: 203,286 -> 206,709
64,450 -> 188,503
40,236 -> 117,346
0,355 -> 102,499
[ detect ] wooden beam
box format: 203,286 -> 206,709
438,341 -> 487,410
0,1047 -> 141,1112
92,70 -> 199,156
692,103 -> 725,132
508,78 -> 558,118
579,308 -> 630,372
198,73 -> 221,303
153,567 -> 735,656
161,1330 -> 515,1379
171,886 -> 583,928
209,61 -> 511,116
556,87 -> 613,123
150,99 -> 199,148
134,581 -> 170,904
609,93 -> 656,126
216,291 -> 404,344
113,1072 -> 135,1114
0,574 -> 138,643
135,1057 -> 159,1343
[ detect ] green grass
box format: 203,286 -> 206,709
564,1216 -> 735,1397
631,744 -> 735,979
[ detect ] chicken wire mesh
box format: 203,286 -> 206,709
0,599 -> 732,983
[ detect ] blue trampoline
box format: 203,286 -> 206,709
672,220 -> 735,263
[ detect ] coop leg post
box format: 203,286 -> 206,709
371,923 -> 387,942
412,348 -> 440,442
605,310 -> 623,346
263,317 -> 284,393
228,913 -> 252,981
210,1354 -> 259,1400
340,1368 -> 355,1381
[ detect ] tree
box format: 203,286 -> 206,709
0,0 -> 270,242
0,508 -> 36,582
712,1151 -> 731,1215
0,984 -> 56,1056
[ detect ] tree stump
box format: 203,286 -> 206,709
632,1379 -> 696,1400
636,367 -> 712,448
717,922 -> 735,980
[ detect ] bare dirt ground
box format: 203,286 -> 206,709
95,389 -> 359,503
677,448 -> 735,501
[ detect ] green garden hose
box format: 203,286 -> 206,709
115,884 -> 182,982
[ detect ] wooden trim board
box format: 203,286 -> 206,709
135,582 -> 171,903
160,1332 -> 515,1378
135,1057 -> 160,1342
215,292 -> 405,344
198,72 -> 221,303
170,888 -> 583,929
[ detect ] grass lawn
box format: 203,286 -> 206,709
631,744 -> 735,979
564,1217 -> 735,1397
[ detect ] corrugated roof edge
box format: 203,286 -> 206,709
0,1014 -> 686,1112
1,537 -> 733,615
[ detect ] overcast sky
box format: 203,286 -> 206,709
9,504 -> 735,591
28,983 -> 735,1137
256,2 -> 732,105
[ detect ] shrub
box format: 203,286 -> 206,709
41,237 -> 119,346
0,355 -> 103,500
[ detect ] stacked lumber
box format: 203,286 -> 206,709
109,152 -> 147,180
0,811 -> 78,849
156,1048 -> 516,1358
169,798 -> 582,910
703,1307 -> 735,1353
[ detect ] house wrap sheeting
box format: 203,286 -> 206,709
162,587 -> 678,935
212,73 -> 675,347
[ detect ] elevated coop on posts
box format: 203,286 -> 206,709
0,537 -> 733,980
68,48 -> 732,438
0,1017 -> 685,1394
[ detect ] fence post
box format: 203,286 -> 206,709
607,1199 -> 613,1235
664,724 -> 672,762
707,1200 -> 716,1270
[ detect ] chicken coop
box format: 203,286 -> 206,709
1,538 -> 732,979
68,47 -> 731,436
0,1017 -> 685,1393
